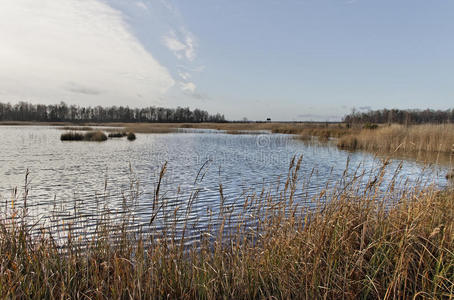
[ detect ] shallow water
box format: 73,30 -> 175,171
0,126 -> 450,240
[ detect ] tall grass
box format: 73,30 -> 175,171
0,159 -> 453,299
338,124 -> 454,154
61,130 -> 108,142
127,132 -> 136,141
84,130 -> 108,141
60,131 -> 84,141
108,131 -> 127,138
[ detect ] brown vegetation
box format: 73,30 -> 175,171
108,131 -> 127,138
447,170 -> 454,179
338,124 -> 454,154
127,132 -> 136,141
117,122 -> 358,139
61,130 -> 108,142
60,132 -> 84,141
0,159 -> 453,298
83,131 -> 108,141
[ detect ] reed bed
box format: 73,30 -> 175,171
0,159 -> 453,299
108,132 -> 127,138
61,130 -> 107,142
84,131 -> 108,142
127,132 -> 136,141
270,124 -> 355,139
338,124 -> 454,154
60,131 -> 84,141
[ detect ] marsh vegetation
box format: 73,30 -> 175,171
0,158 -> 453,299
127,132 -> 136,141
2,120 -> 454,298
60,130 -> 107,142
338,124 -> 454,154
108,131 -> 127,138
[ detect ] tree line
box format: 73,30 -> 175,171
0,102 -> 226,123
343,108 -> 454,125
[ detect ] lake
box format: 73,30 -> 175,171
0,126 -> 450,241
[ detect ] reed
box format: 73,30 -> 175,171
108,131 -> 127,138
338,124 -> 454,154
61,130 -> 108,142
60,131 -> 84,141
83,130 -> 108,141
0,159 -> 453,299
127,132 -> 136,141
447,170 -> 454,179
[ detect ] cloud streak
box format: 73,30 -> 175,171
180,82 -> 196,93
163,30 -> 196,62
0,0 -> 174,106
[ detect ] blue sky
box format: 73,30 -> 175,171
0,0 -> 453,121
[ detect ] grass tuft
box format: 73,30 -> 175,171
108,132 -> 127,138
83,131 -> 108,141
60,132 -> 84,141
127,132 -> 136,141
61,130 -> 107,142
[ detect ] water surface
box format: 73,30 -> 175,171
0,126 -> 450,240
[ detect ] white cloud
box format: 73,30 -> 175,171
135,1 -> 148,10
163,30 -> 196,61
180,82 -> 196,94
0,0 -> 174,106
178,71 -> 191,81
163,36 -> 187,59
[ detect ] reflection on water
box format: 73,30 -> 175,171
0,126 -> 451,240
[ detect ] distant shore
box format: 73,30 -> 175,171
3,121 -> 454,158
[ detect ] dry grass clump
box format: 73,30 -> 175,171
60,131 -> 84,141
338,124 -> 454,154
61,131 -> 107,142
83,131 -> 108,141
127,132 -> 136,141
0,159 -> 453,299
108,131 -> 127,138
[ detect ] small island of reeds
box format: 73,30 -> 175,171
61,130 -> 107,142
108,131 -> 127,138
127,132 -> 136,141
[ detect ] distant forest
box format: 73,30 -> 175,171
343,108 -> 454,124
0,102 -> 226,123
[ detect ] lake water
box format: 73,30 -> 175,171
0,126 -> 451,241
